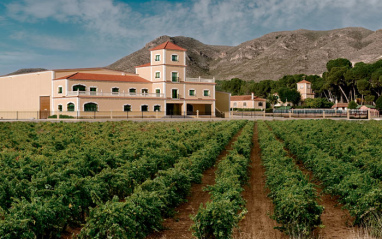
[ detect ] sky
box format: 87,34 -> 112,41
0,0 -> 381,75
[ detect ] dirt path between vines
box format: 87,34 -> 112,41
266,122 -> 361,239
233,123 -> 286,239
146,128 -> 243,239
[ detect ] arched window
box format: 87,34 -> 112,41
112,87 -> 119,95
67,103 -> 75,112
58,105 -> 63,112
154,105 -> 161,112
258,102 -> 263,107
84,103 -> 98,112
141,105 -> 148,112
73,84 -> 86,91
124,105 -> 131,112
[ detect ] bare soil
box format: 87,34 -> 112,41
233,123 -> 286,239
146,129 -> 243,239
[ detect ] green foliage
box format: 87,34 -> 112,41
348,101 -> 358,109
278,87 -> 301,105
326,58 -> 352,72
303,98 -> 333,108
376,96 -> 382,110
0,121 -> 245,238
48,115 -> 75,119
192,121 -> 254,239
257,122 -> 323,237
267,120 -> 382,237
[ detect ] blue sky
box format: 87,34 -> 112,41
1,0 -> 381,75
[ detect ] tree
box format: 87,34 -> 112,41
267,94 -> 278,109
348,101 -> 358,109
326,58 -> 352,72
278,88 -> 301,105
376,96 -> 382,110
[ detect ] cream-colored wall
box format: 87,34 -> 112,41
150,65 -> 164,82
53,79 -> 67,98
166,83 -> 185,98
231,100 -> 265,110
53,97 -> 165,112
297,83 -> 313,100
55,69 -> 132,78
151,50 -> 165,66
184,84 -> 214,100
166,66 -> 185,82
0,71 -> 53,111
66,80 -> 152,94
216,91 -> 230,112
136,67 -> 151,81
165,50 -> 186,66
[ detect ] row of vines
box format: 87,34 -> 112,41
0,121 -> 245,239
192,121 -> 254,239
267,120 -> 382,237
257,121 -> 323,237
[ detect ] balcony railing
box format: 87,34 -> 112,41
67,91 -> 164,98
185,77 -> 215,83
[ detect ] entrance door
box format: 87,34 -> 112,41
39,96 -> 50,119
166,103 -> 182,115
187,104 -> 194,115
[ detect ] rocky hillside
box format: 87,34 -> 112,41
108,27 -> 382,81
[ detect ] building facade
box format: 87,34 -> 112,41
297,80 -> 314,101
0,41 -> 217,119
230,93 -> 266,110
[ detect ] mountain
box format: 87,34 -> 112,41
7,68 -> 48,76
108,27 -> 382,81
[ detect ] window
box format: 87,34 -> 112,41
307,85 -> 311,89
243,102 -> 247,107
300,85 -> 304,89
155,72 -> 161,78
155,54 -> 161,61
112,87 -> 119,95
90,87 -> 97,95
233,102 -> 237,107
189,89 -> 195,96
172,72 -> 178,82
154,105 -> 161,112
172,54 -> 178,61
141,105 -> 148,112
142,89 -> 148,94
258,102 -> 263,107
124,105 -> 131,112
58,86 -> 63,94
155,89 -> 161,97
73,85 -> 86,91
172,89 -> 178,99
58,105 -> 62,112
129,88 -> 136,95
204,90 -> 210,96
84,103 -> 98,112
67,103 -> 75,112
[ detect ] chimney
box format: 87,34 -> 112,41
251,92 -> 254,100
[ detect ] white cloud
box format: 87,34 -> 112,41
5,0 -> 382,46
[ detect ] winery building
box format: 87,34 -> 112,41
0,42 -> 223,119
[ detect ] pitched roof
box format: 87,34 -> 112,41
297,80 -> 311,84
231,95 -> 266,101
150,41 -> 187,51
331,103 -> 349,108
54,72 -> 151,83
135,63 -> 151,68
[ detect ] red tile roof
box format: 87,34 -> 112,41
54,72 -> 151,83
135,63 -> 151,68
297,80 -> 311,84
331,103 -> 349,108
150,41 -> 187,51
231,95 -> 266,101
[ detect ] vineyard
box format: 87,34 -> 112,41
0,120 -> 381,239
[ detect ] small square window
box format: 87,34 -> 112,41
203,90 -> 209,96
189,90 -> 195,96
58,87 -> 63,94
243,102 -> 247,107
155,55 -> 160,61
172,55 -> 178,61
155,72 -> 161,78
